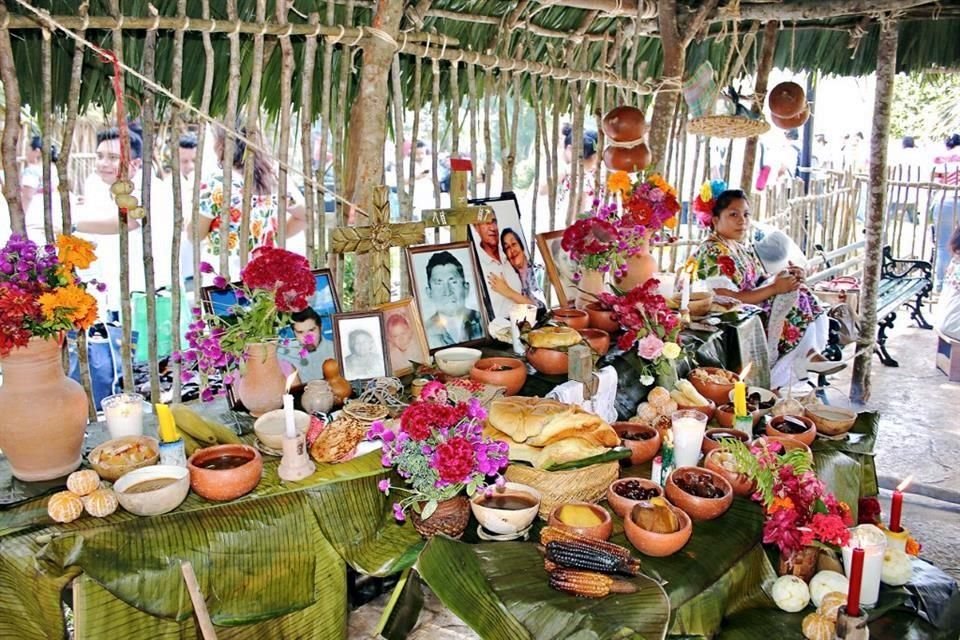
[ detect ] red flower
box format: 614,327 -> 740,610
717,255 -> 736,278
434,436 -> 476,484
240,247 -> 316,312
858,497 -> 882,525
809,513 -> 852,547
0,283 -> 42,357
399,401 -> 468,441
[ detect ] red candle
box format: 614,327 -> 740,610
889,490 -> 903,533
847,547 -> 865,617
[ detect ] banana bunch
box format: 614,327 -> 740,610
169,404 -> 242,455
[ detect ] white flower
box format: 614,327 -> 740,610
640,374 -> 655,386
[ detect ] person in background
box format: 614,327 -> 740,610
935,227 -> 960,341
175,132 -> 199,290
933,135 -> 960,289
490,227 -> 545,310
278,306 -> 334,384
21,135 -> 63,244
423,250 -> 483,348
550,124 -> 599,216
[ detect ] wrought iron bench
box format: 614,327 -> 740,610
874,246 -> 933,366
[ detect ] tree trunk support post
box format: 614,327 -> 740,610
742,21 -> 778,197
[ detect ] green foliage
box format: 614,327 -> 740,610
721,438 -> 813,508
891,72 -> 960,140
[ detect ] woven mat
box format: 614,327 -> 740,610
688,115 -> 770,139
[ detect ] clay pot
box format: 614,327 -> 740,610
701,428 -> 750,455
301,380 -> 335,414
778,545 -> 820,582
606,477 -> 662,519
767,415 -> 817,447
187,444 -> 263,501
754,435 -> 813,461
548,502 -> 613,541
676,399 -> 717,422
664,466 -> 733,521
576,269 -> 606,310
687,367 -> 738,407
624,500 -> 692,557
525,347 -> 569,376
768,81 -> 806,119
715,403 -> 761,430
603,143 -> 651,173
551,308 -> 589,330
0,336 -> 88,481
585,303 -> 620,333
703,449 -> 756,498
236,343 -> 286,417
470,357 -> 528,395
771,105 -> 810,130
410,496 -> 471,539
615,251 -> 658,293
580,329 -> 611,357
601,105 -> 647,142
613,422 -> 661,465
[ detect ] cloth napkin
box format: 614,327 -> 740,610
546,366 -> 619,424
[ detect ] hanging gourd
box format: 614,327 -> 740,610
602,105 -> 650,172
768,81 -> 807,119
603,143 -> 652,173
771,105 -> 811,130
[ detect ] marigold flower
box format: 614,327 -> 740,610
56,234 -> 96,270
606,171 -> 633,196
770,496 -> 795,513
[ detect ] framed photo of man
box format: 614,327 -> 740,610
375,298 -> 430,377
333,311 -> 391,382
406,242 -> 489,352
536,229 -> 578,308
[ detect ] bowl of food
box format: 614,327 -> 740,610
729,387 -> 778,417
254,409 -> 311,451
470,357 -> 528,395
665,466 -> 733,521
187,444 -> 263,501
525,327 -> 581,376
703,449 -> 755,497
606,477 -> 663,519
623,497 -> 692,557
579,328 -> 611,356
434,347 -> 483,377
88,436 -> 160,482
547,502 -> 613,540
551,308 -> 590,330
714,403 -> 761,430
766,415 -> 817,447
804,404 -> 857,436
669,291 -> 715,317
687,367 -> 739,406
753,435 -> 813,461
612,422 -> 661,465
470,482 -> 541,535
701,428 -> 751,455
114,465 -> 191,516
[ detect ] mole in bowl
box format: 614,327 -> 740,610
475,493 -> 538,510
676,471 -> 727,499
748,391 -> 775,411
198,455 -> 253,470
621,430 -> 656,441
614,479 -> 660,501
773,416 -> 808,434
123,477 -> 178,494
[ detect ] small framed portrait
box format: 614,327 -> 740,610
406,241 -> 489,352
276,268 -> 340,343
333,311 -> 391,382
536,229 -> 578,308
376,298 -> 430,377
467,191 -> 544,319
200,280 -> 246,320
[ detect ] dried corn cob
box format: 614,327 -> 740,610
548,568 -> 638,598
545,541 -> 641,576
539,526 -> 636,562
544,559 -> 559,573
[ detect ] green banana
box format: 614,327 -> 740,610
169,404 -> 217,444
179,430 -> 202,457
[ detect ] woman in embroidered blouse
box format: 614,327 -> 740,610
935,227 -> 960,341
191,125 -> 307,282
692,189 -> 832,388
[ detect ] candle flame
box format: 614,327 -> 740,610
897,475 -> 913,492
285,371 -> 298,393
739,362 -> 753,380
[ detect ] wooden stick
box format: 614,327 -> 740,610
317,0 -> 335,268
300,12 -> 320,266
41,30 -> 54,244
56,1 -> 86,235
192,0 -> 215,304
483,70 -> 493,198
140,25 -> 161,403
498,69 -> 510,192
241,0 -> 267,267
467,61 -> 479,198
742,21 -> 777,197
0,4 -> 24,234
449,59 -> 460,157
431,58 -> 441,208
509,56 -> 522,194
276,0 -> 294,248
532,77 -> 543,244
331,0 -> 355,287
169,0 -> 187,402
218,0 -> 241,278
390,54 -> 410,297
180,561 -> 218,640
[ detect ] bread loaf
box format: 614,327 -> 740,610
487,397 -> 617,447
526,326 -> 582,349
484,425 -> 608,469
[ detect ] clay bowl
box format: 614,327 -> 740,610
728,387 -> 778,418
701,428 -> 751,455
676,399 -> 716,422
551,308 -> 590,330
470,357 -> 528,395
664,466 -> 733,521
606,477 -> 663,519
585,303 -> 620,333
187,444 -> 263,502
766,415 -> 817,447
548,502 -> 613,540
254,409 -> 311,451
114,464 -> 191,516
753,435 -> 813,462
613,422 -> 661,465
805,404 -> 857,437
624,500 -> 693,557
88,436 -> 160,482
703,449 -> 756,498
715,403 -> 761,430
580,328 -> 611,356
687,367 -> 738,407
470,482 -> 541,535
525,347 -> 569,376
670,291 -> 715,317
434,347 -> 483,377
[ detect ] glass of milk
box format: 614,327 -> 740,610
842,524 -> 888,608
102,393 -> 146,438
671,409 -> 708,468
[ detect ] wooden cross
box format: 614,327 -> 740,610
330,186 -> 425,306
420,158 -> 493,242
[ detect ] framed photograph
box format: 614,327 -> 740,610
277,268 -> 340,343
406,241 -> 489,352
333,311 -> 391,382
200,281 -> 246,320
376,298 -> 429,377
536,229 -> 578,308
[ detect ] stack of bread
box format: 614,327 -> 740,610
484,397 -> 618,469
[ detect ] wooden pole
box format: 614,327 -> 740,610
219,0 -> 240,278
317,0 -> 336,268
241,0 -> 267,267
180,561 -> 218,640
140,25 -> 161,403
41,30 -> 54,244
0,4 -> 24,234
742,21 -> 778,197
169,0 -> 187,402
300,13 -> 320,266
192,0 -> 215,304
275,0 -> 295,248
851,19 -> 898,405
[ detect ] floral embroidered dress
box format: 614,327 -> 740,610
694,233 -> 823,359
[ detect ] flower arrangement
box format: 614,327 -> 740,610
692,179 -> 729,228
174,247 -> 316,400
0,234 -> 101,357
606,170 -> 681,235
368,381 -> 510,522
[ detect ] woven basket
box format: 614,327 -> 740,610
505,461 -> 620,519
688,115 -> 770,139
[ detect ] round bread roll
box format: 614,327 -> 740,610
647,387 -> 671,408
527,326 -> 581,349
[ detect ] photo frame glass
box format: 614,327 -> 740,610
536,229 -> 578,308
376,298 -> 430,377
333,311 -> 391,382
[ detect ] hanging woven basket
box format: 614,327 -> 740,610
688,115 -> 770,139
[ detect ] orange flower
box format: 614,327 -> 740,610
663,216 -> 678,229
905,537 -> 921,556
650,173 -> 678,198
56,234 -> 96,270
227,232 -> 239,250
606,171 -> 633,196
38,285 -> 97,326
211,185 -> 224,208
770,496 -> 795,513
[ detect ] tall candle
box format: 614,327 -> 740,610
283,372 -> 297,439
679,271 -> 691,310
889,475 -> 912,532
155,403 -> 178,443
617,192 -> 624,217
846,547 -> 864,617
733,363 -> 752,418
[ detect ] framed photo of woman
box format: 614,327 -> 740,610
375,298 -> 430,377
333,311 -> 391,382
406,242 -> 489,352
536,229 -> 578,308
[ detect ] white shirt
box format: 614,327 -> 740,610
474,244 -> 523,320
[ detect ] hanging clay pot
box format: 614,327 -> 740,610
768,81 -> 806,119
0,336 -> 88,481
615,248 -> 658,292
601,105 -> 647,143
236,342 -> 286,417
603,143 -> 651,173
771,105 -> 811,130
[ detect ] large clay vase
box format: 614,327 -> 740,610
236,342 -> 286,417
575,268 -> 606,309
0,336 -> 88,481
410,496 -> 471,539
615,247 -> 658,292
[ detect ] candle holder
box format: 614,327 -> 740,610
278,432 -> 316,482
835,605 -> 870,639
883,526 -> 910,553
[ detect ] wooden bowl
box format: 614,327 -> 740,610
88,436 -> 160,482
187,444 -> 263,502
548,502 -> 613,540
579,328 -> 611,356
701,428 -> 750,455
665,466 -> 733,521
766,415 -> 817,447
688,367 -> 738,406
676,399 -> 716,421
612,422 -> 661,465
703,449 -> 756,498
470,357 -> 527,395
606,477 -> 663,519
670,291 -> 715,317
525,347 -> 569,376
715,403 -> 761,430
585,303 -> 620,333
805,405 -> 857,436
551,308 -> 590,330
624,500 -> 692,557
114,465 -> 190,516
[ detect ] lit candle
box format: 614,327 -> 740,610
679,271 -> 691,311
846,546 -> 864,617
155,403 -> 178,443
733,363 -> 752,418
283,372 -> 297,439
889,475 -> 912,533
617,191 -> 624,217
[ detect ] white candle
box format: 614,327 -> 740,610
617,192 -> 624,217
102,393 -> 145,438
671,410 -> 707,467
680,271 -> 691,310
509,306 -> 526,355
842,525 -> 888,608
283,372 -> 297,439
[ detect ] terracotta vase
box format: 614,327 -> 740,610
0,336 -> 88,481
410,496 -> 471,539
575,268 -> 606,309
615,247 -> 658,292
236,342 -> 286,417
778,545 -> 819,582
